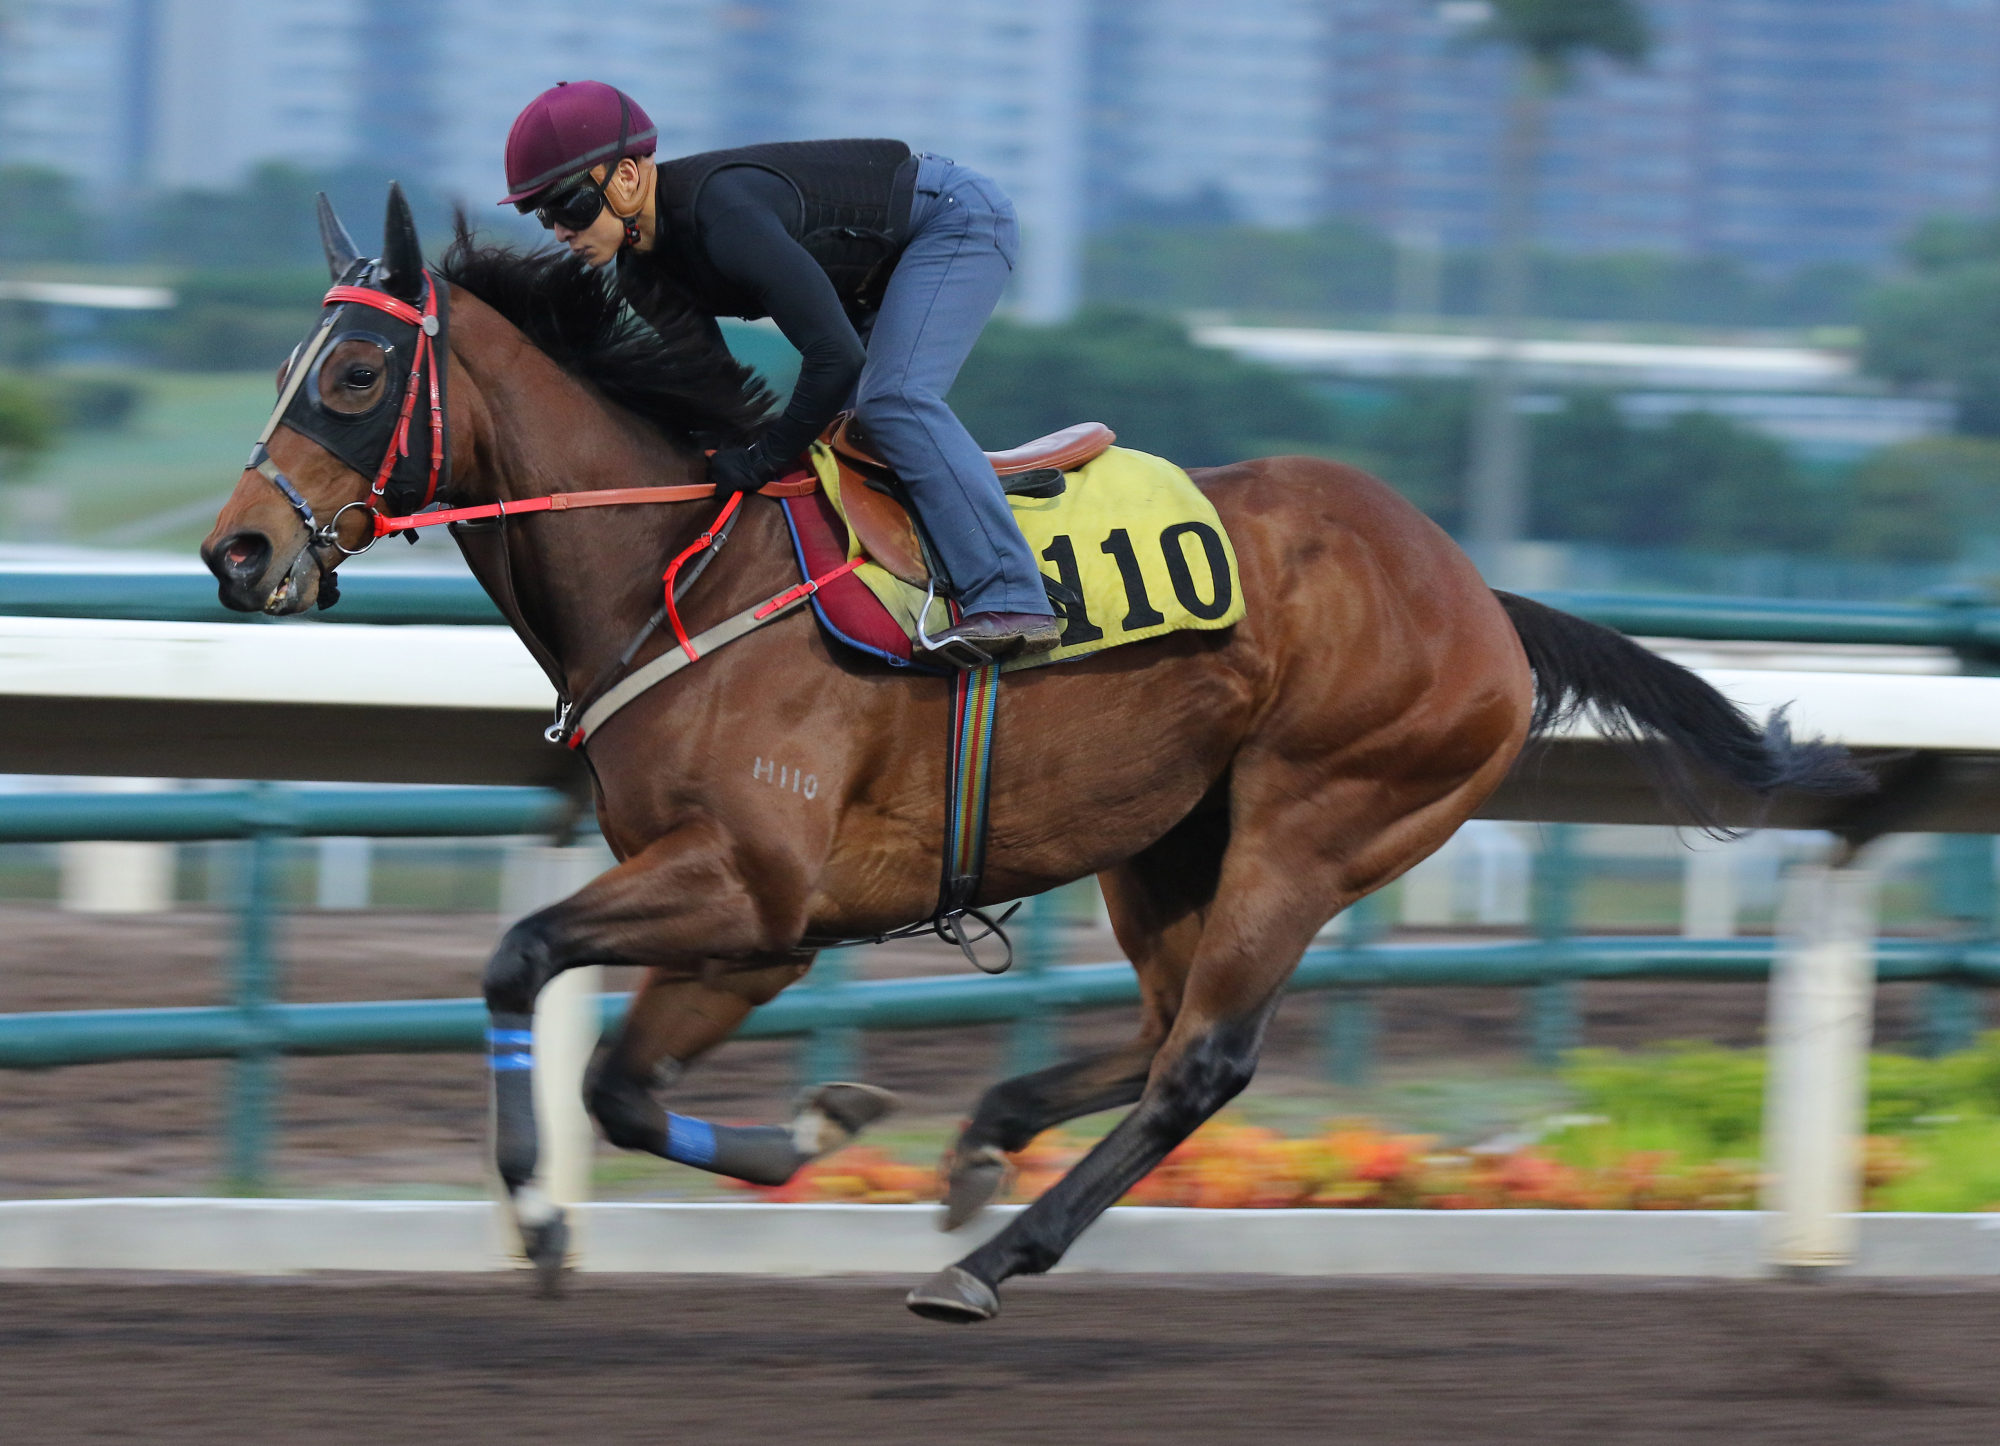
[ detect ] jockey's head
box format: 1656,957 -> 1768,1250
500,80 -> 658,268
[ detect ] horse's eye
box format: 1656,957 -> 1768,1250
347,367 -> 377,388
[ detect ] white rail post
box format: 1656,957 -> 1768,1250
314,837 -> 372,910
59,778 -> 175,914
1399,828 -> 1460,926
497,840 -> 608,1259
1681,833 -> 1741,939
1762,850 -> 1878,1275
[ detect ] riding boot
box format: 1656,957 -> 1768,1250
920,610 -> 1063,665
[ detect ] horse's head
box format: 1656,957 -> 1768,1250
201,185 -> 449,614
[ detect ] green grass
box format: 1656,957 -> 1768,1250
1875,1117 -> 2000,1212
8,369 -> 273,550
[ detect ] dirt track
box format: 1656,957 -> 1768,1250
3,1275 -> 1997,1444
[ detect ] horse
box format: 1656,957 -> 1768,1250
201,188 -> 1863,1322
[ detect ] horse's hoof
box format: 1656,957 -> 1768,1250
939,1143 -> 1010,1231
793,1081 -> 899,1157
906,1265 -> 1000,1323
523,1213 -> 571,1299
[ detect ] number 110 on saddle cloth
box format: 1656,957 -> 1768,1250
814,443 -> 1247,671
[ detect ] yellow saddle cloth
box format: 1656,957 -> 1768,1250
806,441 -> 1246,672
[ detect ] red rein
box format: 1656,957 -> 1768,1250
325,275 -> 849,668
369,472 -> 819,537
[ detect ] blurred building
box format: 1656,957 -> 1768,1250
0,0 -> 155,190
712,0 -> 1089,319
1089,0 -> 1335,229
147,0 -> 362,191
1324,0 -> 2000,270
9,0 -> 2000,287
419,0 -> 733,206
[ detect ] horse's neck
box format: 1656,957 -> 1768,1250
459,373 -> 707,698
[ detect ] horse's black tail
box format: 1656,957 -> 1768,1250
1494,590 -> 1873,829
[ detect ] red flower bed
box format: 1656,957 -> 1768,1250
727,1116 -> 1845,1210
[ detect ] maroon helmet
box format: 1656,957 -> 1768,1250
499,81 -> 658,207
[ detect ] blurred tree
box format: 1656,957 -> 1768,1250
1899,215 -> 2000,275
950,308 -> 1339,467
1455,0 -> 1651,570
1838,437 -> 2000,561
1528,392 -> 1825,552
0,375 -> 56,477
138,163 -> 327,268
1863,250 -> 2000,437
0,166 -> 96,263
113,268 -> 327,371
1084,223 -> 1868,328
1084,222 -> 1398,318
1153,377 -> 1827,555
1340,380 -> 1475,525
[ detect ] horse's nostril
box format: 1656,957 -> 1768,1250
207,531 -> 271,586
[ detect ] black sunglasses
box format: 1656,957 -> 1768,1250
532,174 -> 607,232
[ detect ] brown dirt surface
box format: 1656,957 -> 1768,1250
3,1274 -> 1998,1445
0,904 -> 1945,1198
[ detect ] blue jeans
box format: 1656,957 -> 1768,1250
852,156 -> 1052,617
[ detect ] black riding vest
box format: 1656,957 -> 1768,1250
644,139 -> 918,323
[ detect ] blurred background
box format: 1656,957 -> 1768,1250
2,0 -> 1998,594
5,0 -> 2000,1212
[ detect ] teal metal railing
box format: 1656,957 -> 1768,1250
1,789 -> 1995,1191
0,785 -> 572,1188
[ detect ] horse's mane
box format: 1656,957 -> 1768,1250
436,221 -> 775,446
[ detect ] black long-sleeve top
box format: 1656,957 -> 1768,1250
630,166 -> 869,469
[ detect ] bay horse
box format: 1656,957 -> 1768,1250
201,189 -> 1860,1322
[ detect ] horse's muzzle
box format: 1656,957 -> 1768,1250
201,528 -> 319,615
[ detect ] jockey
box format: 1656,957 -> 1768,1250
499,80 -> 1061,661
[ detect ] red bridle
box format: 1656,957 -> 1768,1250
324,279 -> 447,523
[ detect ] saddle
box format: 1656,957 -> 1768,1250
825,415 -> 1116,588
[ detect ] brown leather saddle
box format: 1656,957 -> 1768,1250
824,415 -> 1115,587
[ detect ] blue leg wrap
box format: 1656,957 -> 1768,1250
664,1113 -> 718,1168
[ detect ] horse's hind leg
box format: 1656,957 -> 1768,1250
939,1040 -> 1157,1229
586,962 -> 897,1186
939,826 -> 1221,1228
909,770 -> 1490,1323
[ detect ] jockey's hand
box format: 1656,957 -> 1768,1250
707,445 -> 775,494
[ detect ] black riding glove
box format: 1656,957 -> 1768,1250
707,444 -> 778,494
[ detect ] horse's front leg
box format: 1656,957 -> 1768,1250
585,963 -> 896,1186
482,824 -> 797,1288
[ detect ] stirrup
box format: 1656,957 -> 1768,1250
914,577 -> 996,670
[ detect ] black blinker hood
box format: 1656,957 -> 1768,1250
277,260 -> 451,516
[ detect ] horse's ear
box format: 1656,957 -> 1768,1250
379,182 -> 424,301
317,192 -> 360,282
